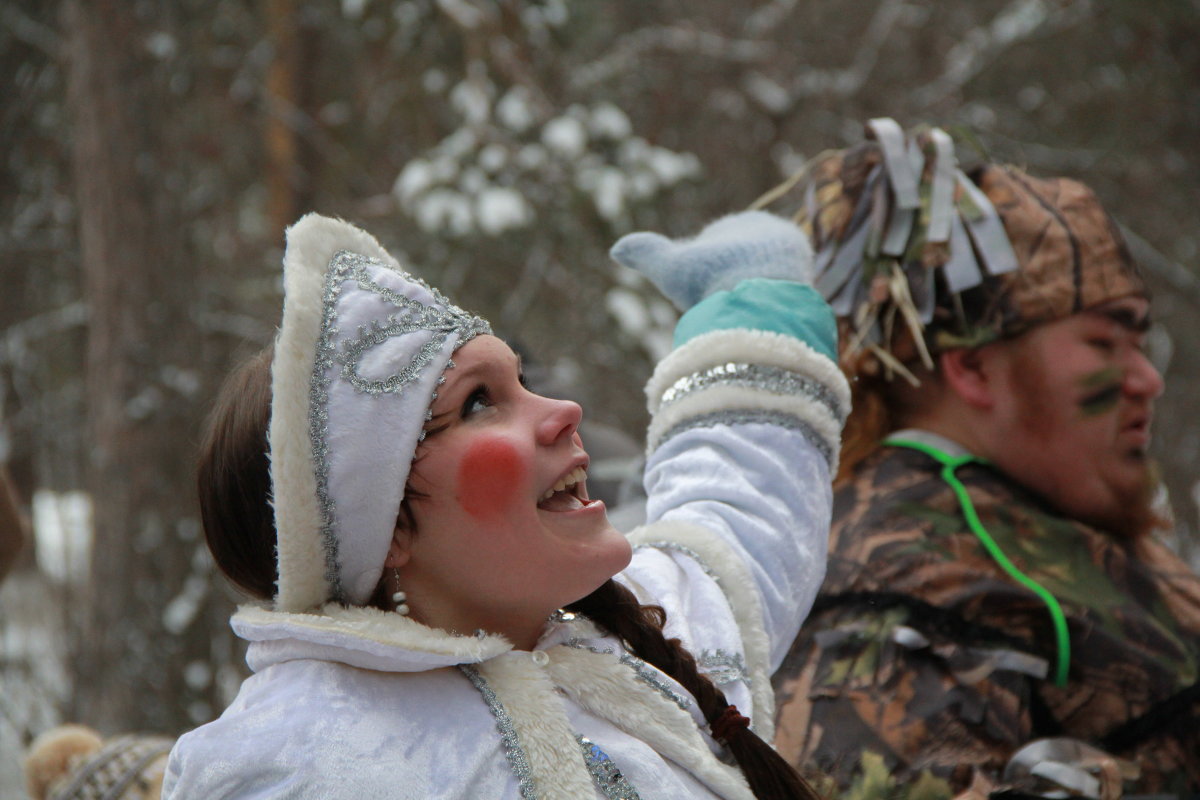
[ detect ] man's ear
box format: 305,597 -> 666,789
384,527 -> 413,569
939,347 -> 996,410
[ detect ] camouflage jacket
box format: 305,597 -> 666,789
773,435 -> 1200,800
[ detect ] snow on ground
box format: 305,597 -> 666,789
0,569 -> 72,799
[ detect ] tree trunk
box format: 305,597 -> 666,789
265,0 -> 301,235
63,0 -> 214,735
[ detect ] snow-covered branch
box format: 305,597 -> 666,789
776,0 -> 907,100
0,302 -> 86,369
0,5 -> 61,57
571,26 -> 772,90
913,0 -> 1092,105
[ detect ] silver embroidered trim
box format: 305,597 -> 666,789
308,250 -> 491,602
310,256 -> 346,600
564,640 -> 692,711
656,409 -> 833,466
331,251 -> 492,396
698,648 -> 750,686
577,735 -> 643,800
619,653 -> 692,711
660,362 -> 846,424
460,665 -> 538,800
633,547 -> 752,686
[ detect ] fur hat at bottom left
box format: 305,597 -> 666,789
24,724 -> 173,800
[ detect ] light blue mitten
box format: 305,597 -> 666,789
609,210 -> 814,312
626,213 -> 848,470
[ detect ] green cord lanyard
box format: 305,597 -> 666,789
884,437 -> 1071,687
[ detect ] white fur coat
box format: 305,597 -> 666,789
164,319 -> 844,800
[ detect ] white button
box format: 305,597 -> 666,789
530,650 -> 549,666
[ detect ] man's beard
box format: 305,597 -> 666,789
1075,460 -> 1164,540
1009,351 -> 1163,540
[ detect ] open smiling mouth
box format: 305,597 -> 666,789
537,466 -> 595,512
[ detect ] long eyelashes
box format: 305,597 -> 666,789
423,366 -> 525,440
462,372 -> 528,418
420,407 -> 455,442
461,384 -> 491,418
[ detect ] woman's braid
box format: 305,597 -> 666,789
568,579 -> 822,800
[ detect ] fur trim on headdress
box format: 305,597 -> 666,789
270,214 -> 491,611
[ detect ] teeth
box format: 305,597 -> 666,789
539,466 -> 586,502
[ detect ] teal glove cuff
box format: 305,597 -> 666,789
674,279 -> 838,361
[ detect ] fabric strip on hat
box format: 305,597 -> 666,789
957,174 -> 1020,276
943,214 -> 985,294
803,180 -> 818,230
882,206 -> 915,258
823,219 -> 874,318
812,239 -> 836,283
904,260 -> 937,324
866,173 -> 889,260
926,128 -> 957,244
868,118 -> 920,210
814,166 -> 881,301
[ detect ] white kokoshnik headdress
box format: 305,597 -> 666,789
270,213 -> 491,611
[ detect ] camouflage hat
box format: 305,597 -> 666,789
758,118 -> 1146,380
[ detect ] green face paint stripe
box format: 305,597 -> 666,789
1079,385 -> 1121,417
884,437 -> 1071,687
1080,366 -> 1121,388
1078,367 -> 1123,416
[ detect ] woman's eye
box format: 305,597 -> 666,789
462,387 -> 492,418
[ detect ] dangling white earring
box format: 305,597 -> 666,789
391,569 -> 410,616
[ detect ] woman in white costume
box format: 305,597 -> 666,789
164,210 -> 848,800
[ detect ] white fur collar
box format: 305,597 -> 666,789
233,603 -> 514,673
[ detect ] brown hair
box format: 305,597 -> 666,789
835,348 -> 941,484
197,347 -> 820,800
836,374 -> 895,485
569,582 -> 820,800
196,346 -> 277,600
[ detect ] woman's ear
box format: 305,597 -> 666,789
384,527 -> 413,569
939,346 -> 997,410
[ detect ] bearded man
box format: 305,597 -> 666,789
769,119 -> 1200,800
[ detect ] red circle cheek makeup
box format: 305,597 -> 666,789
457,437 -> 524,520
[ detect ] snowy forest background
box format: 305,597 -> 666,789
3,0 -> 1200,794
